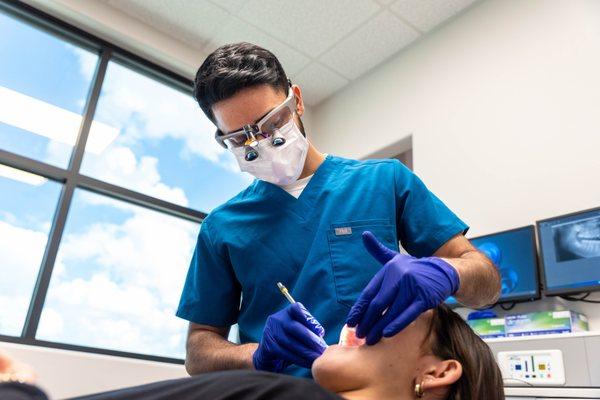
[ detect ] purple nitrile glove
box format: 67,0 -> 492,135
346,231 -> 460,345
253,302 -> 327,373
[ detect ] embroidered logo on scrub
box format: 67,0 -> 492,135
334,227 -> 352,236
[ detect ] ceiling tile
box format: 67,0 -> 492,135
235,0 -> 382,57
96,0 -> 480,103
105,0 -> 229,50
202,15 -> 310,77
389,0 -> 477,32
291,62 -> 349,106
319,11 -> 419,80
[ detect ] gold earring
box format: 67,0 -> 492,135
414,381 -> 425,398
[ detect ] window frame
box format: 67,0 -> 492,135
0,0 -> 209,364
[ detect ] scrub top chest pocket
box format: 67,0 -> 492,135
327,220 -> 398,308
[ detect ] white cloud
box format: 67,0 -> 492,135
0,192 -> 198,356
0,220 -> 47,295
0,220 -> 48,336
58,205 -> 198,304
63,46 -> 249,209
73,48 -> 98,83
0,294 -> 30,336
2,44 -> 249,356
82,145 -> 190,207
43,139 -> 72,168
36,308 -> 63,338
82,54 -> 233,169
0,211 -> 18,225
42,139 -> 191,208
35,203 -> 199,358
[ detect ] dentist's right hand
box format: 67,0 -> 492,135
253,302 -> 328,373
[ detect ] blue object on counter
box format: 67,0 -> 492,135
467,310 -> 498,320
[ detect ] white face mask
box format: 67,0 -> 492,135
231,119 -> 309,186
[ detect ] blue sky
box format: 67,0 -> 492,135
0,10 -> 248,357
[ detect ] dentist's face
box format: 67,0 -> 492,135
212,84 -> 305,137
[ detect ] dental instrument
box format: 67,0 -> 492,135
277,282 -> 296,304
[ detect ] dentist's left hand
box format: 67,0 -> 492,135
253,302 -> 328,373
346,231 -> 460,346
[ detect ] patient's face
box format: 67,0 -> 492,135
312,311 -> 435,393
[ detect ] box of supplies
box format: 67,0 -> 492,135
468,317 -> 506,338
505,310 -> 589,337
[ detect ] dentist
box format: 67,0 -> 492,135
176,42 -> 501,378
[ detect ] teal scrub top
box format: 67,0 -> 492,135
176,155 -> 468,377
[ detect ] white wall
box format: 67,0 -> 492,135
310,0 -> 600,325
0,342 -> 187,399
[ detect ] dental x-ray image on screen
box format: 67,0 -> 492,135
552,216 -> 600,262
537,207 -> 600,295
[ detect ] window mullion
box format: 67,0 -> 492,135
69,48 -> 111,175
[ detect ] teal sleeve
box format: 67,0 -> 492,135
176,219 -> 241,327
393,160 -> 469,257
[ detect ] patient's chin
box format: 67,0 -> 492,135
312,344 -> 366,393
312,346 -> 342,389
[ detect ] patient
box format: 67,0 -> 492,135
313,304 -> 505,399
0,305 -> 503,400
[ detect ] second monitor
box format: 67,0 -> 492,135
537,207 -> 600,296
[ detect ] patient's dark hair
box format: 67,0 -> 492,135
426,305 -> 505,400
193,42 -> 290,124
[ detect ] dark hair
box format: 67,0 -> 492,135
427,305 -> 505,400
193,42 -> 290,124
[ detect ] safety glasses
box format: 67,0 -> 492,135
215,88 -> 297,150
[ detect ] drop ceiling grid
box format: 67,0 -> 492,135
200,13 -> 313,77
318,9 -> 421,80
101,0 -> 480,105
225,0 -> 382,57
196,0 -> 388,105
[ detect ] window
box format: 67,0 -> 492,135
0,10 -> 98,168
0,166 -> 61,336
81,60 -> 251,212
0,2 -> 244,361
37,190 -> 197,358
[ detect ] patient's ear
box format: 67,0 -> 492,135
419,359 -> 462,397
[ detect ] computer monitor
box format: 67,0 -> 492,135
445,225 -> 540,306
537,207 -> 600,295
